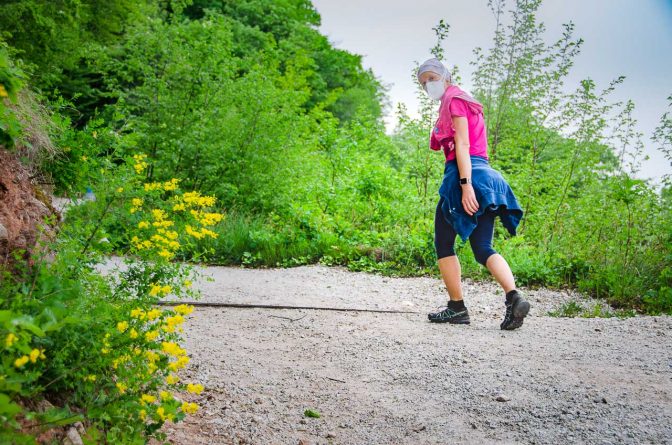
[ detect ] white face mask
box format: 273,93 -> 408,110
425,79 -> 446,101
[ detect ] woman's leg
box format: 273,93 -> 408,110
434,199 -> 463,301
438,256 -> 463,301
431,199 -> 470,323
469,208 -> 530,330
469,209 -> 515,293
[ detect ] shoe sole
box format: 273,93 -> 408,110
503,299 -> 530,330
428,317 -> 471,325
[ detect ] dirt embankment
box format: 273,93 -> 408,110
0,149 -> 58,266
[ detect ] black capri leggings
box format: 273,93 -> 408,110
434,197 -> 497,265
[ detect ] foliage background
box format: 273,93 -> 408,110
1,0 -> 670,312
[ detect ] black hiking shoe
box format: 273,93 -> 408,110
428,306 -> 471,324
500,290 -> 530,330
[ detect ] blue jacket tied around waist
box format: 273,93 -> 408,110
438,155 -> 523,242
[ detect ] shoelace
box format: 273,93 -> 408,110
431,306 -> 465,320
503,302 -> 514,323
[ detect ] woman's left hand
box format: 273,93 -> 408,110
461,184 -> 479,216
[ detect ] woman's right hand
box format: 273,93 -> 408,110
461,184 -> 479,216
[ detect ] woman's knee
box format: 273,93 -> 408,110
472,244 -> 496,266
435,244 -> 456,260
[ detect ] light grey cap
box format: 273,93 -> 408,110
416,57 -> 452,83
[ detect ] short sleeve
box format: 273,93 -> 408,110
448,97 -> 469,117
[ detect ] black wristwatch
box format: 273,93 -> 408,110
460,177 -> 472,185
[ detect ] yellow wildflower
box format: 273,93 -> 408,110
29,348 -> 43,363
149,284 -> 172,297
146,308 -> 162,320
14,355 -> 29,368
166,314 -> 185,326
185,225 -> 204,240
156,406 -> 174,422
138,221 -> 150,229
160,390 -> 172,401
144,181 -> 163,192
117,321 -> 129,333
139,409 -> 147,420
0,84 -> 8,97
5,333 -> 18,348
85,374 -> 97,382
200,227 -> 218,239
184,280 -> 192,288
174,304 -> 194,315
149,284 -> 162,297
116,382 -> 127,393
132,198 -> 143,208
181,402 -> 199,414
187,383 -> 204,395
141,394 -> 156,404
133,154 -> 148,174
116,187 -> 124,193
161,341 -> 186,356
130,308 -> 146,319
182,191 -> 216,207
169,355 -> 190,371
129,328 -> 139,339
151,209 -> 167,221
166,374 -> 180,385
145,330 -> 159,341
163,178 -> 179,191
201,212 -> 224,226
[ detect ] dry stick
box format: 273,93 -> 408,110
269,314 -> 308,322
155,300 -> 420,314
325,377 -> 346,384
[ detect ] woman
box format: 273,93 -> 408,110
416,57 -> 530,330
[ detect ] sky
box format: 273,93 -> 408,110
311,0 -> 672,182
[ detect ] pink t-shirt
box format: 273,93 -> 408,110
431,97 -> 489,162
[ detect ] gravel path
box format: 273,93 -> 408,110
147,264 -> 672,445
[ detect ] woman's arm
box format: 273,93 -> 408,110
452,115 -> 479,216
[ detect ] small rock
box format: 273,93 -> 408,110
62,426 -> 84,445
254,398 -> 262,405
412,424 -> 426,433
73,421 -> 86,436
495,395 -> 509,402
326,432 -> 336,438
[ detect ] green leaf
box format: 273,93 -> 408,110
0,393 -> 22,416
304,409 -> 320,418
12,315 -> 46,337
